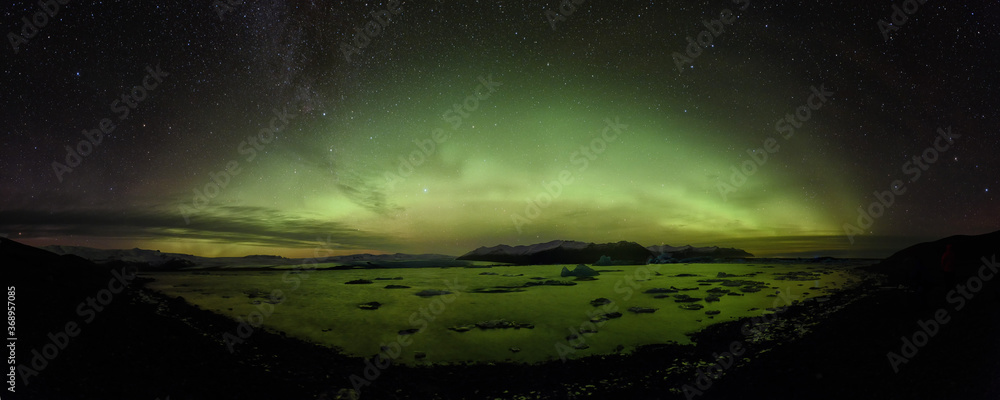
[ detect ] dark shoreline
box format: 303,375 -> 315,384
10,245 -> 1000,399
13,262 -> 879,400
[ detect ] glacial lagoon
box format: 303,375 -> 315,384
144,262 -> 863,365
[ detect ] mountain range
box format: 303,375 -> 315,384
456,240 -> 753,265
42,245 -> 455,269
647,244 -> 755,260
41,240 -> 755,268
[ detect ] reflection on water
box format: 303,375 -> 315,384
145,263 -> 863,365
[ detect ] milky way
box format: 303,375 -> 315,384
1,1 -> 997,258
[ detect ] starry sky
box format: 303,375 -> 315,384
1,1 -> 997,259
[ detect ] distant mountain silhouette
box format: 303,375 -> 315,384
42,245 -> 455,269
865,229 -> 1000,284
3,237 -> 105,284
458,240 -> 754,265
44,244 -> 201,269
646,244 -> 754,259
457,240 -> 655,265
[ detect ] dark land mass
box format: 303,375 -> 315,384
458,240 -> 756,265
647,245 -> 755,261
42,244 -> 458,271
666,247 -> 753,260
4,231 -> 1000,399
863,230 -> 1000,284
458,240 -> 656,265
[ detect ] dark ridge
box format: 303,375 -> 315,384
458,240 -> 654,265
863,230 -> 1000,284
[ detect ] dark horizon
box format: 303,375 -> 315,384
10,231 -> 974,261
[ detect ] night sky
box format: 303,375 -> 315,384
1,1 -> 997,258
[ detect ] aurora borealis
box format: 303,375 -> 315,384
2,1 -> 997,259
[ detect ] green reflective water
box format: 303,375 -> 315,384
145,263 -> 862,365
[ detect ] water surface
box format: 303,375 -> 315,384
145,263 -> 862,364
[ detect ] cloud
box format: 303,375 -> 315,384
335,169 -> 401,216
0,205 -> 393,251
